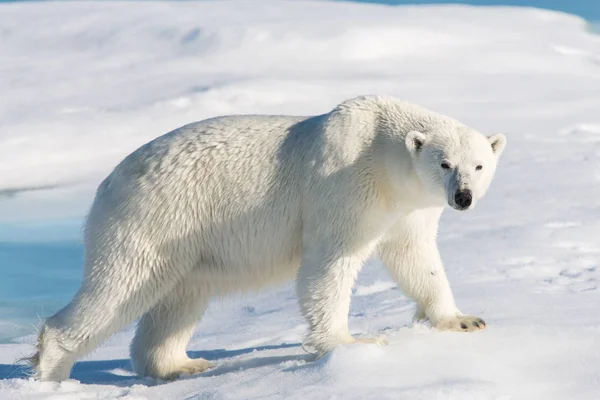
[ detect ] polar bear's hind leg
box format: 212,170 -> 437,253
29,254 -> 191,381
130,272 -> 215,380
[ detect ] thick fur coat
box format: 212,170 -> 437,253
29,95 -> 506,381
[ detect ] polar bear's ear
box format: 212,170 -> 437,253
488,133 -> 507,157
406,131 -> 426,155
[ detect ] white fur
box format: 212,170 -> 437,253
30,95 -> 506,381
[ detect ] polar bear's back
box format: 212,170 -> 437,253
85,114 -> 316,283
102,114 -> 309,201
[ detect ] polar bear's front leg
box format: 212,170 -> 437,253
296,247 -> 381,354
379,209 -> 486,332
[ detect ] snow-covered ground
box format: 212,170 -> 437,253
1,0 -> 600,398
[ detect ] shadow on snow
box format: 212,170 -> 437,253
0,342 -> 304,385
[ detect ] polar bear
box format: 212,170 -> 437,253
28,95 -> 506,381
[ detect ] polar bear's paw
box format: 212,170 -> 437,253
434,316 -> 486,332
163,358 -> 215,380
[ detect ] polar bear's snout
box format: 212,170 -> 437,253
454,189 -> 472,210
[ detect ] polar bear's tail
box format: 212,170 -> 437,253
16,327 -> 43,377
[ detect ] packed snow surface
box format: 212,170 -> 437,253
1,1 -> 600,399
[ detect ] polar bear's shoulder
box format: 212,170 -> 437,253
329,95 -> 457,127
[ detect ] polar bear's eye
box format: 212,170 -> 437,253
476,165 -> 483,171
441,162 -> 451,170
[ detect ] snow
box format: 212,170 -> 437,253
1,0 -> 600,398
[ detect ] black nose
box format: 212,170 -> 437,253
454,190 -> 472,209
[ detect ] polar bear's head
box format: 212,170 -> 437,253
405,127 -> 506,210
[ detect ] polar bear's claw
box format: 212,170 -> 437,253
435,316 -> 486,332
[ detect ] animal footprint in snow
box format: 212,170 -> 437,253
544,266 -> 597,293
